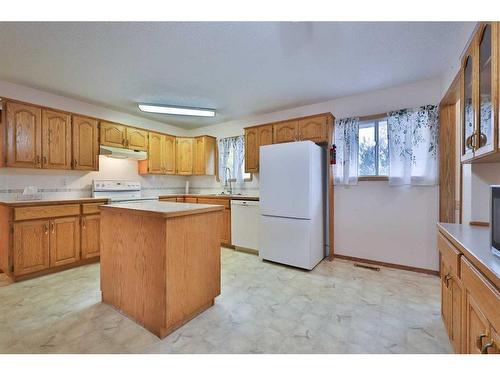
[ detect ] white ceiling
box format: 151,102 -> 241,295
0,22 -> 473,129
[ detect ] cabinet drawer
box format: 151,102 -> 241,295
197,197 -> 229,208
82,202 -> 105,215
438,233 -> 461,277
14,204 -> 80,221
461,257 -> 500,330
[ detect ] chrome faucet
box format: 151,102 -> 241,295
225,167 -> 233,195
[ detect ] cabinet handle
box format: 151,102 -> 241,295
74,159 -> 78,167
444,274 -> 452,287
82,217 -> 86,229
44,223 -> 49,235
476,333 -> 488,350
478,133 -> 487,148
481,341 -> 494,354
42,156 -> 47,165
35,155 -> 40,165
51,222 -> 55,234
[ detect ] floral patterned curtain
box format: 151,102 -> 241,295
218,135 -> 245,184
387,105 -> 439,186
334,117 -> 359,186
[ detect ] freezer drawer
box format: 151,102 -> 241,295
231,200 -> 260,251
259,215 -> 323,270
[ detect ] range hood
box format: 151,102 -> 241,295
99,145 -> 147,160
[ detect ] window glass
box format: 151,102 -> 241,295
358,118 -> 388,177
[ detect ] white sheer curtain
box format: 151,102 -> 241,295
218,136 -> 245,184
387,105 -> 439,186
334,117 -> 359,186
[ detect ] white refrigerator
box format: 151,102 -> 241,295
259,141 -> 324,270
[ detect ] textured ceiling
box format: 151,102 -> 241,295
0,22 -> 474,129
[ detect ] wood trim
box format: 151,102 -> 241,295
439,103 -> 457,223
327,116 -> 335,260
334,254 -> 439,276
358,176 -> 388,181
243,112 -> 334,131
469,221 -> 489,227
11,256 -> 99,282
358,113 -> 387,122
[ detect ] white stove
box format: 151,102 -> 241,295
92,179 -> 158,203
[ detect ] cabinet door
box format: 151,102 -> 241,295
193,136 -> 206,175
126,128 -> 148,151
449,276 -> 464,353
164,135 -> 176,174
176,138 -> 193,175
13,220 -> 50,276
42,109 -> 72,170
441,261 -> 452,333
461,49 -> 476,162
221,208 -> 231,245
72,115 -> 99,171
273,120 -> 298,144
298,115 -> 328,143
475,23 -> 496,157
81,214 -> 100,259
100,121 -> 126,148
49,216 -> 80,267
147,132 -> 166,174
244,127 -> 259,173
6,102 -> 42,168
464,293 -> 490,353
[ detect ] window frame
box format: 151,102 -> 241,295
358,116 -> 389,180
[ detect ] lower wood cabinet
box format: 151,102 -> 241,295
13,219 -> 50,276
438,229 -> 499,354
81,214 -> 100,259
50,216 -> 80,267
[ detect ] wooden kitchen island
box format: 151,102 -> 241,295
99,200 -> 224,338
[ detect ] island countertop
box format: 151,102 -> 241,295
438,223 -> 500,288
99,200 -> 224,218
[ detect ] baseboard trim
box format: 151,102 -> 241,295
333,254 -> 439,276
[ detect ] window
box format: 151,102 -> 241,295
218,136 -> 251,182
358,118 -> 388,177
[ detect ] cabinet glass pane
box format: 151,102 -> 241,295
464,56 -> 474,152
479,25 -> 492,148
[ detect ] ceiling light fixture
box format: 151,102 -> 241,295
138,103 -> 216,117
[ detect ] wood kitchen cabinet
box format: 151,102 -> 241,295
72,115 -> 99,171
81,214 -> 100,259
244,124 -> 273,173
193,136 -> 216,175
126,127 -> 148,151
460,22 -> 500,163
273,120 -> 298,143
13,219 -> 50,276
41,109 -> 72,170
298,115 -> 329,143
197,197 -> 231,245
164,135 -> 176,174
49,216 -> 80,267
5,101 -> 42,168
176,137 -> 194,175
139,132 -> 176,175
100,121 -> 127,148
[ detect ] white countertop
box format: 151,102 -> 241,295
100,200 -> 225,218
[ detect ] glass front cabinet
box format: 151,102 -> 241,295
461,22 -> 498,163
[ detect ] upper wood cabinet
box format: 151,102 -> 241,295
298,115 -> 329,143
5,102 -> 42,168
244,124 -> 273,173
100,121 -> 127,148
460,22 -> 499,163
41,109 -> 72,170
126,127 -> 148,151
143,132 -> 166,174
273,120 -> 298,143
164,135 -> 176,174
176,137 -> 194,175
193,136 -> 216,175
72,115 -> 99,171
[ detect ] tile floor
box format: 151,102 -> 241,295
0,248 -> 452,353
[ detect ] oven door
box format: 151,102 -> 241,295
491,186 -> 500,256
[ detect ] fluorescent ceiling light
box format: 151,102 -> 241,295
138,103 -> 216,117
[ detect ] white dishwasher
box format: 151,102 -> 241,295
231,200 -> 260,252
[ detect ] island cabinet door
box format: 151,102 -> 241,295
49,216 -> 81,267
13,219 -> 50,276
81,214 -> 100,259
72,115 -> 99,171
41,109 -> 72,170
6,101 -> 42,169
